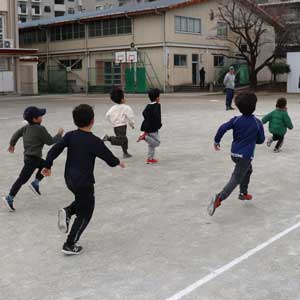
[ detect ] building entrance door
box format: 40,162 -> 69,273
192,54 -> 199,85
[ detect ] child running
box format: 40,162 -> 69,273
262,97 -> 293,153
137,88 -> 162,164
207,92 -> 265,216
42,104 -> 124,255
103,87 -> 135,159
3,106 -> 63,212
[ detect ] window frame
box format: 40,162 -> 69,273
175,16 -> 201,35
174,54 -> 188,67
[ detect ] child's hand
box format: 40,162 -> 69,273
8,145 -> 15,153
214,143 -> 221,151
42,168 -> 52,177
119,161 -> 125,168
57,128 -> 64,136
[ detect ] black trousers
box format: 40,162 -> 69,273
219,156 -> 253,201
110,125 -> 128,154
9,156 -> 45,197
273,134 -> 284,149
65,185 -> 95,246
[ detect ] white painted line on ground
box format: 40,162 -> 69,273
165,219 -> 300,300
209,100 -> 220,103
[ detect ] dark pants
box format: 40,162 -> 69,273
9,156 -> 45,197
219,156 -> 253,201
226,88 -> 234,109
200,77 -> 205,87
110,125 -> 128,154
65,185 -> 95,246
273,134 -> 284,150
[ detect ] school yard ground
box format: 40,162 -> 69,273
1,92 -> 300,300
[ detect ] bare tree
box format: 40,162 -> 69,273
217,0 -> 286,88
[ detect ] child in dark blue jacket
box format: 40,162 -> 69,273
208,93 -> 265,216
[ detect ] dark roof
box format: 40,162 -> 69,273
19,0 -> 194,29
19,0 -> 284,30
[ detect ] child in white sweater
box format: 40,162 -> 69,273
103,87 -> 135,158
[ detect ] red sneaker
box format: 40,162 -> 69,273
137,132 -> 147,142
207,195 -> 222,216
146,159 -> 159,164
239,193 -> 253,201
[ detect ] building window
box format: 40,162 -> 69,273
50,23 -> 85,41
88,18 -> 132,38
44,6 -> 51,13
174,54 -> 187,67
214,55 -> 225,67
175,16 -> 201,34
59,59 -> 82,70
55,11 -> 65,17
19,16 -> 27,23
217,22 -> 228,37
68,8 -> 75,14
0,16 -> 4,47
20,29 -> 47,45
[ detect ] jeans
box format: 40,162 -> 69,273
226,88 -> 234,109
145,131 -> 160,159
109,125 -> 128,154
65,185 -> 95,246
9,156 -> 45,197
219,156 -> 253,201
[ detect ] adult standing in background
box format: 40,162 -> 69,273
224,66 -> 235,110
199,67 -> 206,87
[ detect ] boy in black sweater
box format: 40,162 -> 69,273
3,106 -> 63,212
137,88 -> 162,164
42,104 -> 124,255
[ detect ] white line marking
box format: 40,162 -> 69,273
209,100 -> 220,103
165,220 -> 300,300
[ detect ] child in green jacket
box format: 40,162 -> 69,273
262,98 -> 293,153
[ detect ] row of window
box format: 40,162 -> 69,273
20,18 -> 132,44
174,54 -> 225,67
175,16 -> 228,37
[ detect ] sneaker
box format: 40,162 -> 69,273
102,134 -> 109,142
58,208 -> 71,234
2,196 -> 15,212
62,243 -> 83,255
123,153 -> 132,159
228,107 -> 235,110
274,148 -> 281,153
137,132 -> 147,142
207,195 -> 222,216
267,136 -> 273,147
146,159 -> 158,164
239,193 -> 253,201
29,181 -> 41,196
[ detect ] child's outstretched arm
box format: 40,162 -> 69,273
94,138 -> 124,168
8,127 -> 25,153
284,113 -> 293,130
41,126 -> 64,146
256,119 -> 265,145
214,118 -> 235,150
126,106 -> 135,129
262,112 -> 271,124
42,133 -> 69,176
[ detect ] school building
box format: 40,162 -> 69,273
0,0 -> 38,94
18,0 -> 278,93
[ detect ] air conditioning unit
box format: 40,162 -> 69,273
3,39 -> 13,49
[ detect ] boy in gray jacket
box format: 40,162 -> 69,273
3,106 -> 63,211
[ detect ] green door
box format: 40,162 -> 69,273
125,66 -> 147,93
48,66 -> 67,94
239,64 -> 249,85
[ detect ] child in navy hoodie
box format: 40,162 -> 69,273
207,93 -> 265,216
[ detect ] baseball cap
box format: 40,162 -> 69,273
229,66 -> 234,70
23,106 -> 46,122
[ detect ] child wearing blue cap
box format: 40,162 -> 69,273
2,106 -> 64,212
